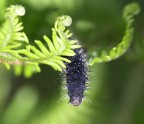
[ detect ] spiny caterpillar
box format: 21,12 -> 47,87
64,47 -> 88,106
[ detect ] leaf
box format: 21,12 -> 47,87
89,3 -> 140,66
0,5 -> 80,77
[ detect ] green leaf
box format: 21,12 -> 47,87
0,5 -> 80,77
89,3 -> 140,66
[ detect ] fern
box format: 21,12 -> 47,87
0,5 -> 28,50
13,15 -> 81,71
89,3 -> 140,66
0,5 -> 80,77
0,3 -> 140,77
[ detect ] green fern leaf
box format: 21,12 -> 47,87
0,5 -> 81,77
15,26 -> 80,71
89,3 -> 140,66
0,5 -> 28,50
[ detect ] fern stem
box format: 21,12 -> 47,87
0,52 -> 23,64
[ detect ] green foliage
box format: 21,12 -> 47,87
0,5 -> 80,77
0,1 -> 144,124
89,3 -> 140,66
0,3 -> 140,77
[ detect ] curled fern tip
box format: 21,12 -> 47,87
123,3 -> 140,20
15,5 -> 25,16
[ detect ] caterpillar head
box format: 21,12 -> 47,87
69,93 -> 83,106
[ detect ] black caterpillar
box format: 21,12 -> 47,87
64,47 -> 88,106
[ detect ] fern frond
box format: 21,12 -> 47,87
89,3 -> 140,66
0,5 -> 29,64
0,5 -> 34,76
0,5 -> 80,76
14,19 -> 81,71
0,5 -> 28,51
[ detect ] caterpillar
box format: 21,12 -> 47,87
64,47 -> 88,106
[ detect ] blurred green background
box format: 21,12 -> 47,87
0,0 -> 144,124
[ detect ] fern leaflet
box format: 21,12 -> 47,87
0,5 -> 81,77
89,3 -> 140,66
